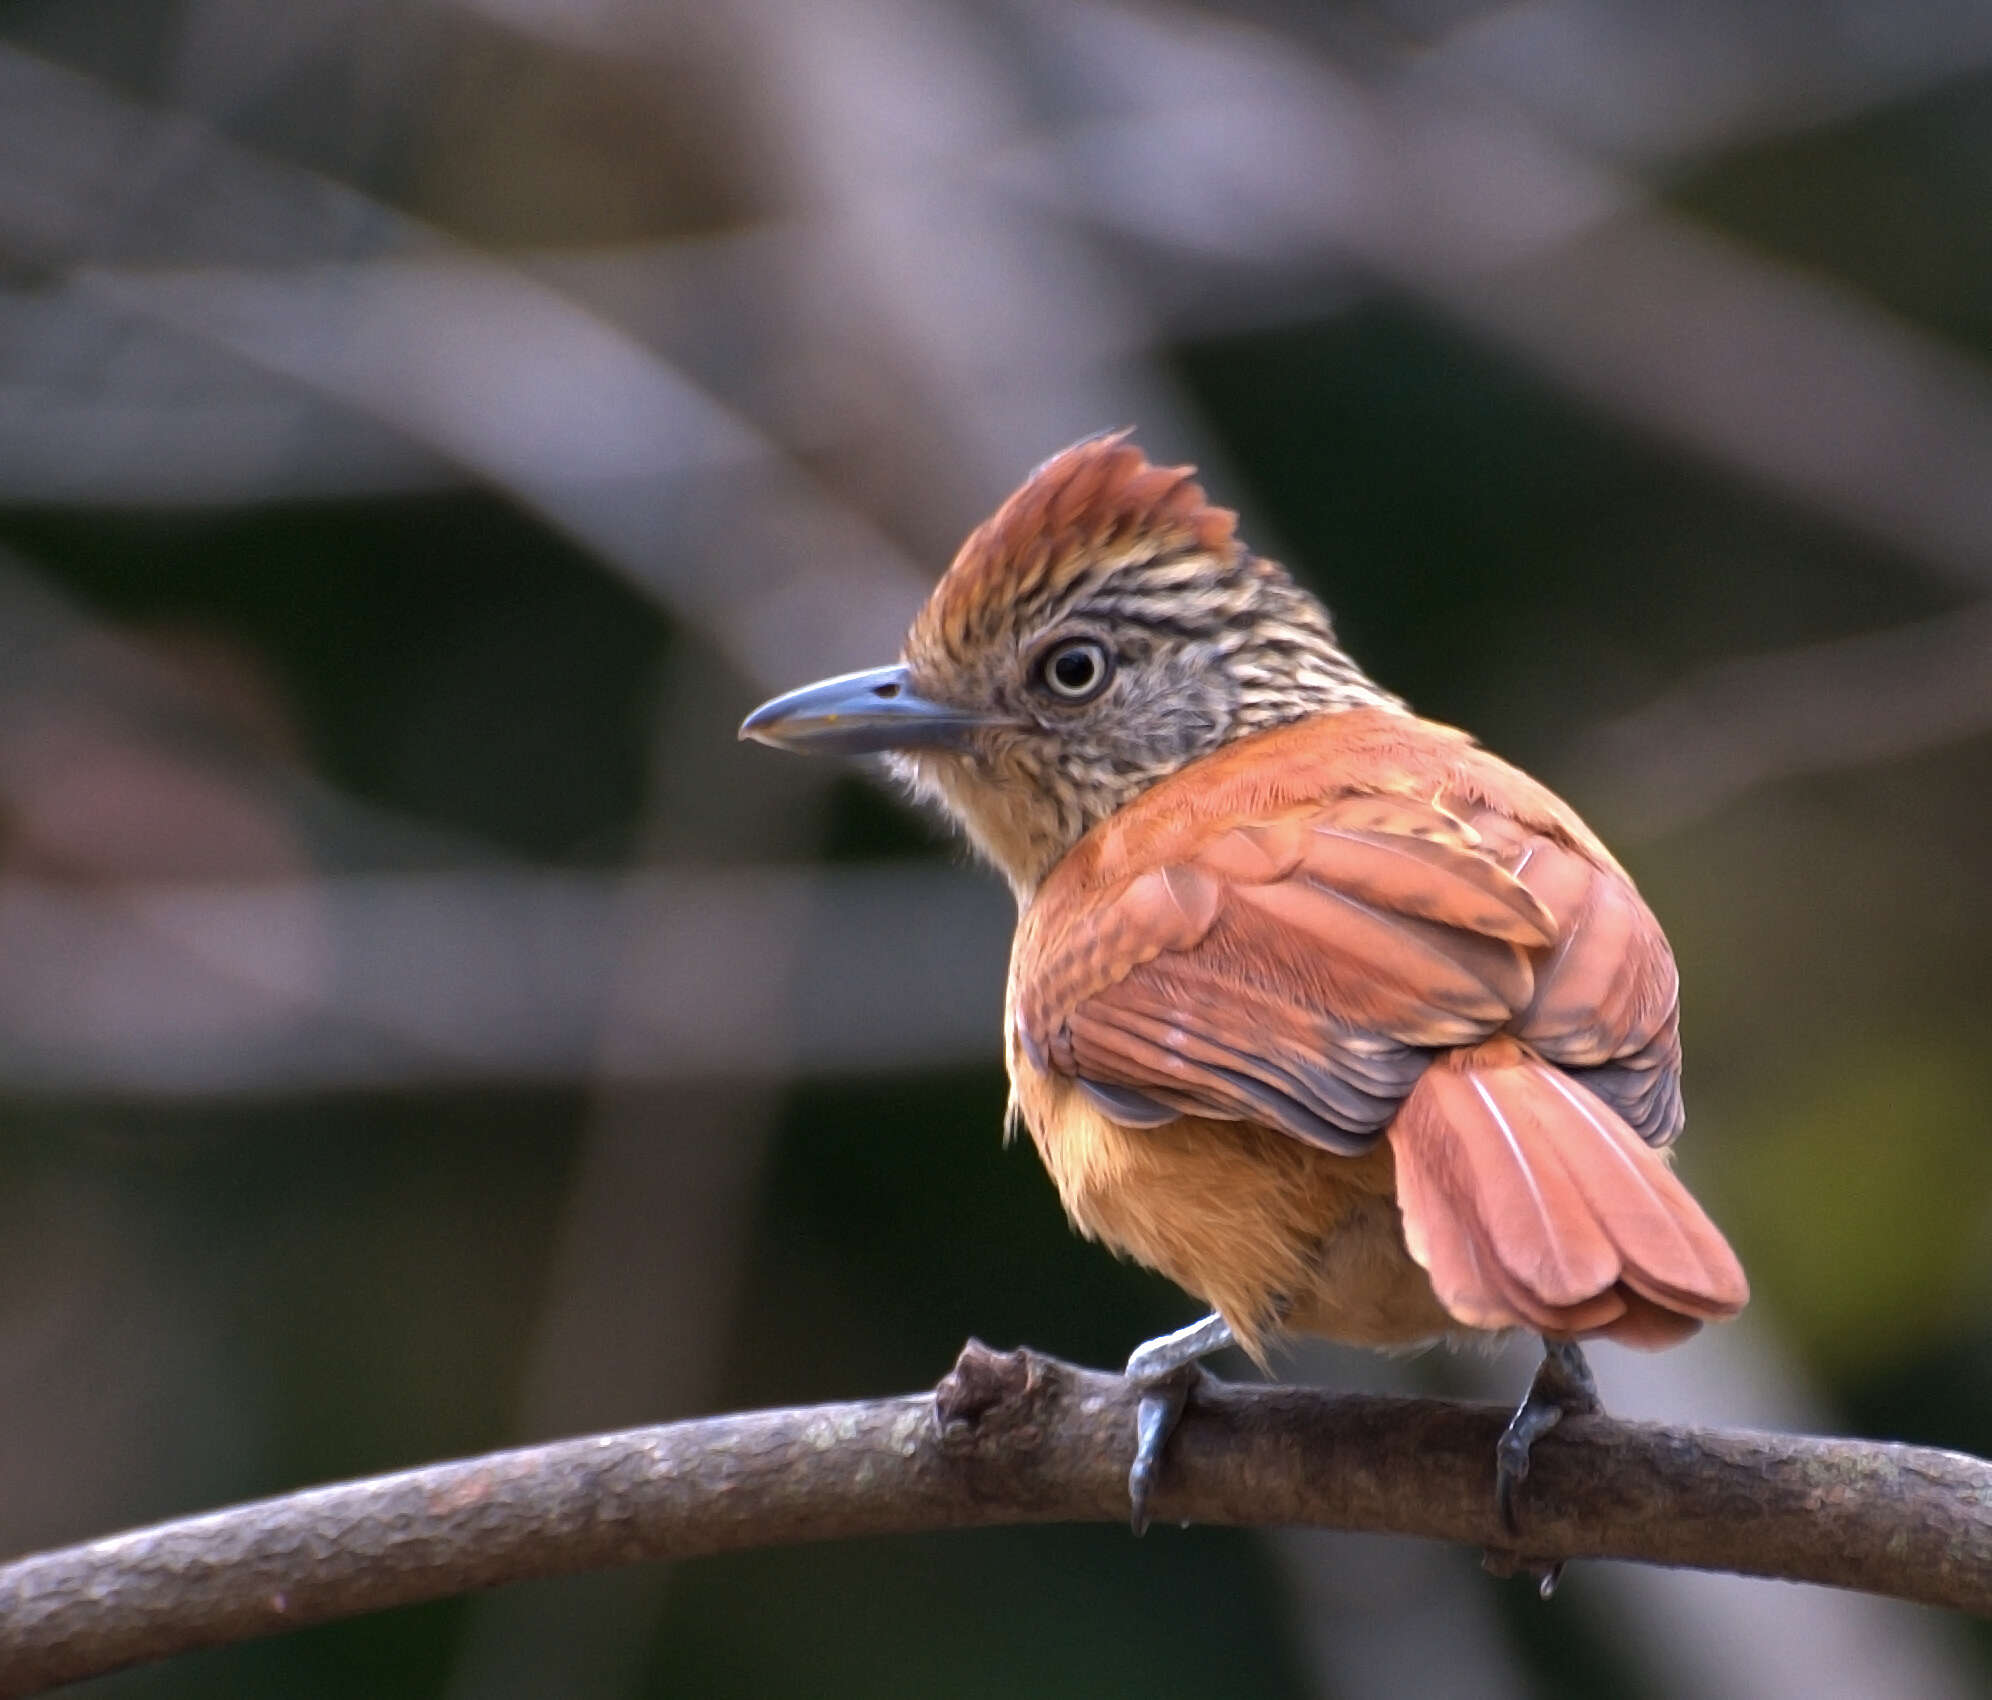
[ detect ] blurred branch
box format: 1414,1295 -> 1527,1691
0,47 -> 929,683
3,1340 -> 1988,1695
0,863 -> 1007,1092
1015,0 -> 1992,593
0,547 -> 496,872
75,252 -> 926,683
1418,0 -> 1992,166
1575,600 -> 1992,837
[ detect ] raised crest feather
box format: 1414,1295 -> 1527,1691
910,431 -> 1241,661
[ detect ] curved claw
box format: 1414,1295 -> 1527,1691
1495,1404 -> 1557,1532
1122,1313 -> 1236,1535
1129,1379 -> 1192,1536
1495,1340 -> 1601,1536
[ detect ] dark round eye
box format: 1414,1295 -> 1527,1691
1036,638 -> 1112,703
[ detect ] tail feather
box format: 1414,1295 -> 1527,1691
1392,1037 -> 1747,1347
1605,1287 -> 1705,1350
1528,1064 -> 1747,1319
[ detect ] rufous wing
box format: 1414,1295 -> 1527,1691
1012,710 -> 1733,1341
1017,789 -> 1560,1153
1466,804 -> 1685,1144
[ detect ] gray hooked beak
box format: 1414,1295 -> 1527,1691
739,663 -> 995,756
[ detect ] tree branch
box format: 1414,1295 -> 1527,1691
1,1341 -> 1987,1694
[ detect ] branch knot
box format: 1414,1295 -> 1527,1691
933,1340 -> 1047,1445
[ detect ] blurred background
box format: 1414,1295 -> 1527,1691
0,0 -> 1989,1695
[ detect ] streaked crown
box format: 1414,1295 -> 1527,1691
909,431 -> 1244,667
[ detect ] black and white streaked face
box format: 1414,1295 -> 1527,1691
885,546 -> 1399,896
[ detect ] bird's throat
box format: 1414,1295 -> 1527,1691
886,746 -> 1088,901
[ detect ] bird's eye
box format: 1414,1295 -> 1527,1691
1036,638 -> 1113,703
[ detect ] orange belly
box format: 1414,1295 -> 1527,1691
1009,1056 -> 1454,1364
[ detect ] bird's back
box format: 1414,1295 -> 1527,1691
1008,708 -> 1744,1359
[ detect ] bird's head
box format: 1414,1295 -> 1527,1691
742,432 -> 1399,897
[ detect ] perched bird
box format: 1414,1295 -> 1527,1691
741,432 -> 1747,1535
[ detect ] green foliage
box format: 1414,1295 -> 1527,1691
1718,1039 -> 1992,1377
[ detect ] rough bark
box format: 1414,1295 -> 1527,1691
0,1342 -> 1987,1694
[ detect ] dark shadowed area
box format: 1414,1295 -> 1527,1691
0,2 -> 1987,1696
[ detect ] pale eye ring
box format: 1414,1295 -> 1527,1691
1035,637 -> 1113,703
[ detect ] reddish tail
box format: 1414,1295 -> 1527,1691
1391,1037 -> 1747,1347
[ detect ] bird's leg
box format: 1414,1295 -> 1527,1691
1124,1312 -> 1235,1536
1495,1338 -> 1600,1546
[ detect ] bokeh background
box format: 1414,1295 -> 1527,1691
1,1 -> 1989,1695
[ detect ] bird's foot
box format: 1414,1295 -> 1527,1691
1495,1339 -> 1600,1537
1129,1371 -> 1198,1537
1123,1312 -> 1235,1536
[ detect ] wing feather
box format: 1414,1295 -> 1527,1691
1014,720 -> 1685,1159
1496,826 -> 1684,1143
1008,710 -> 1726,1342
